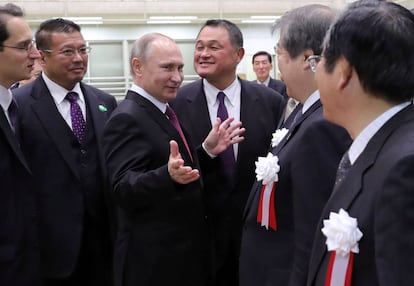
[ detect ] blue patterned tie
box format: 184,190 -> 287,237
217,92 -> 236,184
66,92 -> 86,143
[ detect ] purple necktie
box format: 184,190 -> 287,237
217,92 -> 236,183
165,105 -> 193,161
66,92 -> 86,143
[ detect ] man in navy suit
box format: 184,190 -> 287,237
252,50 -> 298,127
239,5 -> 351,286
103,33 -> 245,286
307,1 -> 414,285
13,18 -> 117,286
0,3 -> 42,286
251,51 -> 286,97
172,19 -> 285,286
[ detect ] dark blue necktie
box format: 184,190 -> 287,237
66,92 -> 86,143
217,92 -> 236,184
8,99 -> 18,133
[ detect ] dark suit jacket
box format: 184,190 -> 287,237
252,77 -> 287,99
0,107 -> 41,286
308,104 -> 414,286
171,79 -> 285,279
13,77 -> 117,279
240,100 -> 351,286
103,91 -> 210,286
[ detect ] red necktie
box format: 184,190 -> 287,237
165,105 -> 193,161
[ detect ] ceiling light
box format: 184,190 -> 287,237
149,16 -> 198,20
146,20 -> 191,24
64,17 -> 103,25
241,19 -> 276,24
250,16 -> 281,20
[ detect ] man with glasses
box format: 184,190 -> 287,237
12,18 -> 117,286
0,3 -> 42,286
308,1 -> 414,285
239,5 -> 351,286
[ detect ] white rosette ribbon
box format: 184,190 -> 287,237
322,208 -> 363,286
271,128 -> 289,147
255,152 -> 280,230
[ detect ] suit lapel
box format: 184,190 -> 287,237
0,109 -> 31,173
274,100 -> 321,155
127,91 -> 194,165
31,81 -> 80,179
182,81 -> 212,144
308,104 -> 414,284
82,84 -> 109,175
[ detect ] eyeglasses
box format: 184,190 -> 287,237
42,46 -> 91,57
0,39 -> 36,52
306,55 -> 322,72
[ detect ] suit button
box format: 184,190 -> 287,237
80,149 -> 86,154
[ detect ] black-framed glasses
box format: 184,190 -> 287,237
42,46 -> 91,57
306,55 -> 322,72
0,39 -> 36,52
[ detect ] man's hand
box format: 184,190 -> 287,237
168,140 -> 200,184
203,117 -> 245,156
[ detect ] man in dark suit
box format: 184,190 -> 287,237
251,50 -> 286,96
307,2 -> 414,285
171,19 -> 285,286
251,50 -> 298,124
13,18 -> 117,286
103,33 -> 244,286
239,5 -> 351,286
0,3 -> 42,286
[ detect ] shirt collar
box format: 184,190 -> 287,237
349,101 -> 411,164
301,90 -> 320,114
257,76 -> 271,86
41,73 -> 84,104
203,77 -> 240,107
0,85 -> 12,112
130,84 -> 167,113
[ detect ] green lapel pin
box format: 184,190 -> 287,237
98,104 -> 107,112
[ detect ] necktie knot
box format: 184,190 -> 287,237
217,91 -> 226,105
65,91 -> 79,103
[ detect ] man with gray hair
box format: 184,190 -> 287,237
103,32 -> 244,286
239,5 -> 351,286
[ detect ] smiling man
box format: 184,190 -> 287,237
172,19 -> 285,286
12,18 -> 117,286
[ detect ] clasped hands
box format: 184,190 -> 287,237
168,117 -> 245,184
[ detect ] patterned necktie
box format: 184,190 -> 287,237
334,151 -> 351,187
217,92 -> 236,184
65,92 -> 86,143
165,105 -> 193,161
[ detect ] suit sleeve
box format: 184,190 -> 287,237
375,154 -> 414,285
103,110 -> 178,213
289,121 -> 350,286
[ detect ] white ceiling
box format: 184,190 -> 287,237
6,0 -> 414,25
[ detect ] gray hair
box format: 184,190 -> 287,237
272,4 -> 335,59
